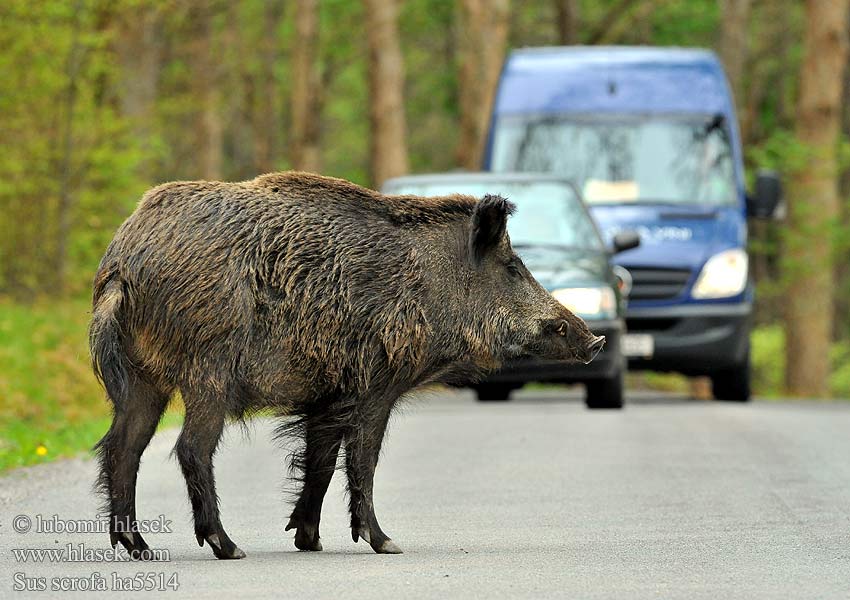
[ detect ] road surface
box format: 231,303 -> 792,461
1,389 -> 849,598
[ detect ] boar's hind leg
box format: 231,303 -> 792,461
175,400 -> 245,560
95,376 -> 169,560
285,414 -> 343,551
345,402 -> 403,554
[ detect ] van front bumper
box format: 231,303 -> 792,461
625,303 -> 751,375
485,319 -> 624,384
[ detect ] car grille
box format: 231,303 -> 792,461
626,267 -> 692,301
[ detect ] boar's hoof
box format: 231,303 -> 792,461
354,528 -> 404,554
286,518 -> 323,551
112,531 -> 154,561
293,532 -> 323,552
200,532 -> 246,560
375,540 -> 403,554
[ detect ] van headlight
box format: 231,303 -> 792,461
691,249 -> 748,299
552,287 -> 617,319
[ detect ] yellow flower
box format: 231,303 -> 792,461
35,445 -> 48,457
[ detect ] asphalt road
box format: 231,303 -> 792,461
1,389 -> 849,599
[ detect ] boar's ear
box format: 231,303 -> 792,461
469,194 -> 515,265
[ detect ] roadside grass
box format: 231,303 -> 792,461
0,298 -> 181,472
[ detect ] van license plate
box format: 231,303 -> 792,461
623,334 -> 654,358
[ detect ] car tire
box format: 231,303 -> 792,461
585,369 -> 624,410
711,350 -> 751,402
474,384 -> 514,401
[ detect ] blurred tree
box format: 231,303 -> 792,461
784,0 -> 850,396
113,0 -> 162,179
292,0 -> 322,173
456,0 -> 510,170
192,3 -> 223,180
0,0 -> 145,298
364,0 -> 409,186
54,0 -> 85,294
253,1 -> 285,174
555,0 -> 579,45
718,0 -> 751,110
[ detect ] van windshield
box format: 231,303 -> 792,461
490,115 -> 736,206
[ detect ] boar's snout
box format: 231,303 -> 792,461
583,335 -> 606,364
542,315 -> 605,364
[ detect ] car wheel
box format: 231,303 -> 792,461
474,384 -> 514,401
711,351 -> 751,402
585,369 -> 624,410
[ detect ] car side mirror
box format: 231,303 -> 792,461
747,170 -> 783,219
612,230 -> 640,254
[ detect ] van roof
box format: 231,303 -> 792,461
494,46 -> 734,116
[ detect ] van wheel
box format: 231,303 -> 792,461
585,370 -> 624,409
475,384 -> 513,401
711,354 -> 751,402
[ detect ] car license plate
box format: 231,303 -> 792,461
623,334 -> 654,358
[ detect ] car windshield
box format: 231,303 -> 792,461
490,115 -> 736,206
386,180 -> 603,250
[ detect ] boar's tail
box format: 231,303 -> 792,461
89,270 -> 130,411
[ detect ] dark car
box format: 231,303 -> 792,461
382,172 -> 639,409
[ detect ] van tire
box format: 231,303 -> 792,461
585,369 -> 624,409
711,352 -> 751,402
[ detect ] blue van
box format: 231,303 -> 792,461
484,47 -> 782,401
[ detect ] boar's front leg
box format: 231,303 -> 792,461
175,399 -> 245,560
345,401 -> 402,554
285,413 -> 343,551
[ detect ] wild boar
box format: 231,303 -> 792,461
89,171 -> 604,559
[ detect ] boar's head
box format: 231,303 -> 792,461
466,194 -> 605,365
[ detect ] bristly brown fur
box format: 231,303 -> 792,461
88,170 -> 596,558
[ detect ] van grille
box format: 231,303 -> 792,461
626,267 -> 692,301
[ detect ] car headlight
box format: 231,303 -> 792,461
691,249 -> 748,299
551,287 -> 617,319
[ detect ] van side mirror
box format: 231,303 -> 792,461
612,230 -> 640,254
747,170 -> 783,219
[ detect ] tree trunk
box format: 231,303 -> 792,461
55,0 -> 84,295
718,0 -> 752,116
291,0 -> 322,173
455,0 -> 510,171
364,0 -> 409,187
193,5 -> 223,180
114,3 -> 161,178
554,0 -> 579,45
784,0 -> 850,396
254,1 -> 284,174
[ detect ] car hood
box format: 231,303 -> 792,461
588,203 -> 746,269
515,246 -> 610,290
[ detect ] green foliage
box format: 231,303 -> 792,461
0,0 -> 149,298
751,324 -> 786,397
751,325 -> 850,399
0,298 -> 181,471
